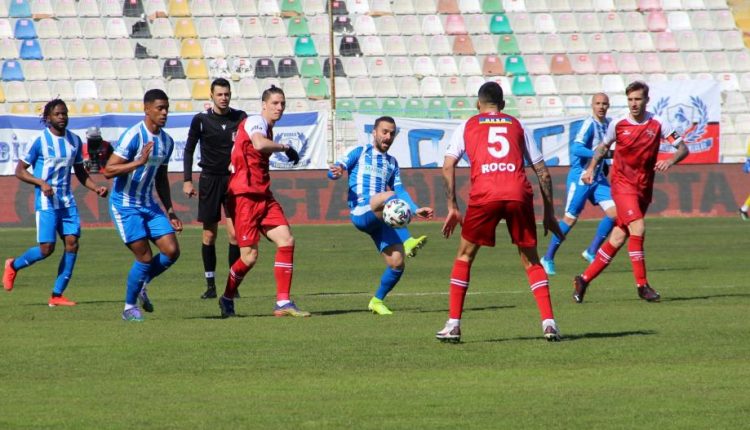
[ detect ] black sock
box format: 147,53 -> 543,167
202,244 -> 216,287
52,292 -> 61,298
228,244 -> 240,268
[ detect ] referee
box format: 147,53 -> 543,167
183,78 -> 247,299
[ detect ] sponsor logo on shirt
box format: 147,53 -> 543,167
478,117 -> 513,125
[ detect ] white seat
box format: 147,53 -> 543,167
518,33 -> 543,54
676,30 -> 700,51
640,52 -> 666,73
117,58 -> 140,79
601,11 -> 624,32
237,78 -> 261,100
509,12 -> 534,33
334,77 -> 352,98
407,35 -> 430,56
44,60 -> 69,80
413,56 -> 437,76
724,91 -> 748,113
610,33 -> 634,52
565,33 -> 589,53
458,56 -> 482,75
622,11 -> 646,31
571,0 -> 594,11
593,0 -> 615,10
191,0 -> 214,16
68,59 -> 94,79
503,0 -> 527,12
225,37 -> 249,57
535,13 -> 557,33
542,34 -> 566,54
735,114 -> 750,134
534,75 -> 558,95
281,77 -> 306,99
685,52 -> 708,73
74,80 -> 98,100
525,0 -> 548,12
689,11 -> 713,30
517,96 -> 542,118
35,18 -> 59,39
66,39 -> 89,59
53,0 -> 77,16
578,12 -> 602,32
302,0 -> 325,14
601,74 -> 625,93
667,11 -> 692,31
458,0 -> 481,13
272,36 -> 295,57
93,59 -> 116,79
711,10 -> 736,31
392,0 -> 415,14
286,99 -> 310,112
370,0 -> 393,14
106,18 -> 129,39
360,35 -> 385,56
373,77 -> 398,97
203,38 -> 226,58
525,55 -> 550,74
82,18 -> 106,39
168,80 -> 191,99
88,39 -> 112,59
721,114 -> 736,134
429,35 -> 451,55
258,0 -> 281,15
98,80 -> 122,100
242,17 -> 264,38
195,18 -> 219,38
464,14 -> 488,34
144,78 -> 167,92
391,57 -> 414,76
486,76 -> 512,95
220,17 -> 242,38
23,60 -> 46,81
578,74 -> 601,93
720,31 -> 745,51
344,56 -> 368,77
78,0 -> 101,16
382,35 -> 407,56
140,59 -> 162,79
557,75 -> 581,94
555,12 -> 580,33
588,33 -> 611,53
367,57 -> 391,77
717,73 -> 740,92
564,95 -> 587,114
249,36 -> 273,57
732,51 -> 750,73
661,0 -> 682,9
421,15 -> 444,35
347,0 -> 371,14
617,53 -> 640,73
707,51 -> 731,73
111,38 -> 133,60
50,81 -> 74,101
354,15 -> 378,35
414,0 -> 437,14
121,80 -> 144,100
101,0 -> 123,16
144,0 -> 168,15
436,56 -> 459,76
234,0 -> 258,15
150,18 -> 174,38
444,77 -> 467,97
158,39 -> 180,58
548,0 -> 571,11
396,77 -> 420,97
698,30 -> 722,51
420,76 -> 444,97
541,96 -> 564,117
398,15 -> 420,36
375,15 -> 400,35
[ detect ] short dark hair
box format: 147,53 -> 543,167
211,78 -> 231,93
373,116 -> 396,129
625,81 -> 649,96
261,85 -> 285,101
41,99 -> 67,124
477,81 -> 504,106
144,89 -> 169,104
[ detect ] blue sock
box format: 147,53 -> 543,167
146,253 -> 176,281
12,246 -> 45,271
126,261 -> 151,305
53,252 -> 77,295
586,216 -> 616,255
544,221 -> 572,261
395,227 -> 411,243
375,267 -> 403,300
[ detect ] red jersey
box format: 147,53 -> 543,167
445,112 -> 542,205
228,115 -> 274,197
604,112 -> 681,200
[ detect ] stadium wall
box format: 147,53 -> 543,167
0,165 -> 744,228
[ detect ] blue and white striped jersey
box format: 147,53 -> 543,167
110,121 -> 174,208
22,128 -> 84,211
334,144 -> 416,214
569,115 -> 611,184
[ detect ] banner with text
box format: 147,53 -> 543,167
0,111 -> 329,176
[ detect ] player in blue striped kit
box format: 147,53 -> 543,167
103,89 -> 182,321
3,99 -> 108,306
328,116 -> 433,315
541,93 -> 617,275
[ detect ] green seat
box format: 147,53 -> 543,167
426,98 -> 449,119
503,97 -> 520,117
403,99 -> 426,118
300,57 -> 323,78
482,0 -> 504,13
489,14 -> 512,34
294,36 -> 317,57
504,55 -> 528,76
287,16 -> 310,36
358,99 -> 379,116
335,99 -> 356,120
281,0 -> 304,15
306,77 -> 329,99
497,34 -> 520,55
511,75 -> 535,96
381,98 -> 403,117
450,97 -> 475,119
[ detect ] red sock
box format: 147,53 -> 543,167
224,258 -> 250,299
583,241 -> 621,283
628,235 -> 648,286
448,259 -> 471,319
274,246 -> 294,301
527,264 -> 554,321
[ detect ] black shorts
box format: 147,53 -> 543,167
198,173 -> 230,224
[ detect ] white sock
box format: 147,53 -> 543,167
124,303 -> 136,311
447,318 -> 460,327
276,299 -> 291,307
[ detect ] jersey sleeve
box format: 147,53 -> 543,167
244,115 -> 267,140
163,134 -> 175,166
571,123 -> 595,158
183,114 -> 202,180
390,160 -> 419,212
445,120 -> 467,160
73,134 -> 84,164
21,138 -> 41,166
523,128 -> 543,165
114,132 -> 138,161
656,115 -> 683,148
335,145 -> 363,172
602,119 -> 617,146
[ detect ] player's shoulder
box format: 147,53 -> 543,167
230,108 -> 248,120
119,121 -> 143,142
649,112 -> 669,126
610,113 -> 631,127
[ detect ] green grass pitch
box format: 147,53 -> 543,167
0,218 -> 748,429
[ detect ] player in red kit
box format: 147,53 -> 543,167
573,81 -> 689,303
218,85 -> 310,318
436,82 -> 565,343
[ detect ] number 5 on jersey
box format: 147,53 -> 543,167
488,126 -> 510,159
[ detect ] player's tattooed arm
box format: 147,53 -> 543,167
581,144 -> 609,184
656,136 -> 689,171
533,161 -> 565,239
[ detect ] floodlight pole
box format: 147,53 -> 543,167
327,0 -> 337,163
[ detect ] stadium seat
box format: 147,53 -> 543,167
5,81 -> 28,103
168,0 -> 190,15
303,0 -> 325,15
473,34 -> 499,55
242,17 -> 264,37
646,10 -> 668,32
18,39 -> 41,60
67,59 -> 93,80
160,58 -> 185,80
517,33 -> 542,54
398,15 -> 420,36
404,98 -> 426,118
708,51 -> 732,73
397,77 -> 421,98
571,0 -> 594,10
340,36 -> 362,57
9,0 -> 31,18
21,60 -> 44,81
323,57 -> 345,78
535,13 -> 557,33
150,18 -> 173,38
453,35 -> 475,55
236,77 -> 260,100
497,34 -> 520,55
306,77 -> 330,100
596,53 -> 618,74
254,58 -> 276,79
92,59 -> 116,80
622,11 -> 646,31
489,13 -> 512,34
13,18 -> 35,39
0,39 -> 15,60
361,35 -> 385,56
184,59 -> 208,79
572,54 -> 595,74
732,51 -> 750,73
422,15 -> 445,36
443,76 -> 467,96
367,57 -> 390,77
504,55 -> 528,75
617,53 -> 640,73
218,17 -> 242,38
190,0 -> 213,15
717,73 -> 740,92
288,17 -> 311,37
35,18 -> 59,39
277,57 -> 300,78
391,57 -> 414,76
407,35 -> 430,56
512,75 -> 535,96
167,79 -> 190,100
380,98 -> 403,117
413,56 -> 437,77
245,36 -> 270,57
487,75 -> 512,95
424,98 -> 449,118
601,74 -> 625,93
343,56 -> 367,77
565,34 -> 589,54
88,38 -> 112,60
540,96 -> 564,117
601,12 -> 624,32
130,19 -> 151,38
174,19 -> 197,39
517,96 -> 542,117
724,91 -> 748,113
526,55 -> 551,75
430,35 -> 452,55
438,0 -> 460,13
675,30 -> 700,51
556,12 -> 579,33
556,74 -> 581,94
84,19 -> 108,39
542,34 -> 566,54
503,0 -> 527,12
482,54 -> 504,75
610,33 -> 634,52
335,99 -> 356,120
654,31 -> 677,51
135,58 -> 159,79
74,80 -> 97,99
258,0 -> 281,15
68,39 -> 90,59
420,76 -> 444,97
374,15 -> 399,36
509,12 -> 535,33
281,0 -> 304,15
689,11 -> 713,30
667,11 -> 692,31
235,0 -> 260,15
445,14 -> 468,35
464,14 -> 489,34
98,80 -> 122,100
588,33 -> 611,53
720,31 -> 745,51
685,52 -> 709,73
711,10 -> 735,30
458,56 -> 482,76
299,57 -> 323,78
373,77 -> 398,97
414,0 -> 438,13
273,36 -> 295,57
354,15 -> 377,35
637,0 -> 660,10
54,0 -> 77,17
449,97 -> 474,119
534,75 -> 557,95
104,101 -> 124,113
123,0 -> 145,17
549,54 -> 582,75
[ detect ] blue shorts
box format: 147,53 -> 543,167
350,207 -> 402,253
564,179 -> 614,219
109,203 -> 174,244
36,207 -> 81,244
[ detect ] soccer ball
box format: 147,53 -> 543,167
382,199 -> 412,228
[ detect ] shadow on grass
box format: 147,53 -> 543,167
314,304 -> 515,317
661,293 -> 750,302
474,329 -> 656,344
184,314 -> 268,320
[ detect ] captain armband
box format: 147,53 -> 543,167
664,131 -> 683,148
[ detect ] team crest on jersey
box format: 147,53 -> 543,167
478,117 -> 512,125
271,132 -> 309,168
653,96 -> 711,153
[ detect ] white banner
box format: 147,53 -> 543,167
0,111 -> 329,175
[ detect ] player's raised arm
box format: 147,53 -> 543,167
327,146 -> 362,180
655,129 -> 689,171
391,164 -> 433,220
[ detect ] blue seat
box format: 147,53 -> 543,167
19,39 -> 42,60
8,0 -> 31,18
2,61 -> 25,81
14,19 -> 37,39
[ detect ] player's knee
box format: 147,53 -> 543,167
65,242 -> 79,253
40,243 -> 55,258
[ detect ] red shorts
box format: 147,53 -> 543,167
613,193 -> 650,228
461,200 -> 537,248
227,194 -> 289,247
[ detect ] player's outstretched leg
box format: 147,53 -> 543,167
228,244 -> 240,298
4,246 -> 46,292
582,216 -> 615,263
395,226 -> 427,258
219,258 -> 250,318
573,235 -> 622,303
436,259 -> 470,343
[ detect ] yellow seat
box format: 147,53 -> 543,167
173,100 -> 193,112
191,79 -> 211,100
128,101 -> 144,112
32,102 -> 47,115
168,0 -> 191,16
10,103 -> 31,115
105,101 -> 124,113
185,59 -> 208,79
66,102 -> 78,116
174,18 -> 197,38
80,102 -> 101,115
180,38 -> 204,59
0,84 -> 5,103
